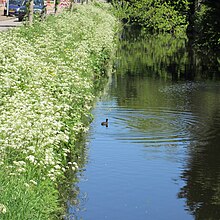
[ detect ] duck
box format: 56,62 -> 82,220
101,119 -> 108,127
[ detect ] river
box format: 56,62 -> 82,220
65,31 -> 220,220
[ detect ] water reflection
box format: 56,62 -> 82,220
66,32 -> 220,219
178,103 -> 220,219
118,28 -> 220,80
64,137 -> 89,220
115,31 -> 220,219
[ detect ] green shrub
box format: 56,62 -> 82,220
131,0 -> 188,34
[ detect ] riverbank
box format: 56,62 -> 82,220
0,2 -> 118,219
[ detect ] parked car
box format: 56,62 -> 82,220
4,0 -> 22,16
16,0 -> 47,21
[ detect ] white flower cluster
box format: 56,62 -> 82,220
0,203 -> 7,214
0,3 -> 118,185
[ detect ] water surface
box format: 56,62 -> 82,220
66,33 -> 220,220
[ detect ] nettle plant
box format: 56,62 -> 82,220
0,3 -> 118,218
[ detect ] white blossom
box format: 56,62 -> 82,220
0,204 -> 7,214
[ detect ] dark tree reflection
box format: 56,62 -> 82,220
178,122 -> 220,219
117,28 -> 220,80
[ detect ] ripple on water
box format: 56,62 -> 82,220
99,106 -> 211,147
159,81 -> 205,95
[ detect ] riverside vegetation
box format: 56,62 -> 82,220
111,0 -> 220,66
0,2 -> 119,219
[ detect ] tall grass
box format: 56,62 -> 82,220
0,2 -> 118,219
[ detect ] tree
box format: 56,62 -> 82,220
125,0 -> 189,34
28,0 -> 34,25
194,0 -> 220,51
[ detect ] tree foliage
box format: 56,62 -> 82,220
111,0 -> 219,56
194,1 -> 220,51
131,0 -> 188,34
110,0 -> 189,34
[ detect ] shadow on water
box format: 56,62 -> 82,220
65,28 -> 220,220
